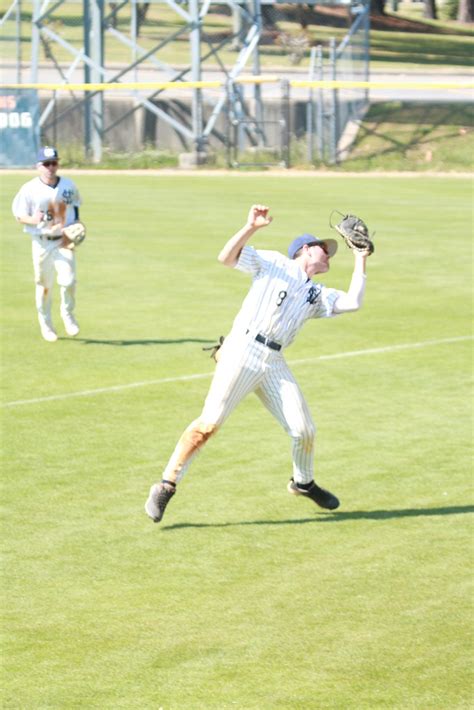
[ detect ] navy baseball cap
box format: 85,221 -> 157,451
37,146 -> 59,163
288,233 -> 338,260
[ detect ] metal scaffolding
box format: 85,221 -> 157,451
29,0 -> 268,162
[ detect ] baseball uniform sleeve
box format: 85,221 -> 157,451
311,286 -> 345,319
11,185 -> 31,218
235,245 -> 264,276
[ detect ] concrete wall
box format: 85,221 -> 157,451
40,93 -> 306,155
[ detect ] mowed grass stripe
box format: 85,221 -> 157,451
3,334 -> 471,408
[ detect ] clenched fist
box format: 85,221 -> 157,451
247,204 -> 272,229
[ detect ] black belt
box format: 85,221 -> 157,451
43,235 -> 62,241
254,332 -> 282,351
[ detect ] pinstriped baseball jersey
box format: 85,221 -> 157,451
231,246 -> 343,348
12,167 -> 82,341
161,245 -> 348,486
12,176 -> 81,239
158,236 -> 368,493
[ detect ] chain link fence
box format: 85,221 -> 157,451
306,2 -> 369,164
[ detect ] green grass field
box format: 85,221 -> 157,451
1,173 -> 472,709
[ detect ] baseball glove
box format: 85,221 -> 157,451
331,212 -> 374,255
202,336 -> 225,363
62,221 -> 86,248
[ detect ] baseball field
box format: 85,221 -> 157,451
1,172 -> 472,709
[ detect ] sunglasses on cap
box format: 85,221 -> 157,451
307,241 -> 329,255
41,160 -> 58,167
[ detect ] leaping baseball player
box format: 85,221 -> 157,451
145,204 -> 373,523
11,146 -> 84,342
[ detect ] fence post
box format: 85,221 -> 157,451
189,0 -> 205,157
252,0 -> 265,147
329,36 -> 338,165
281,79 -> 290,168
30,0 -> 40,83
131,0 -> 138,84
306,46 -> 316,164
84,0 -> 104,163
15,0 -> 22,84
83,0 -> 91,158
364,0 -> 370,107
316,45 -> 324,163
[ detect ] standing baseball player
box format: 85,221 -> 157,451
145,204 -> 372,523
11,146 -> 82,342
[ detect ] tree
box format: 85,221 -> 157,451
423,0 -> 438,19
370,0 -> 386,15
108,2 -> 150,36
457,0 -> 474,21
137,3 -> 150,35
108,3 -> 118,28
261,5 -> 277,29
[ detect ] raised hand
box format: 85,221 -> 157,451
247,204 -> 272,229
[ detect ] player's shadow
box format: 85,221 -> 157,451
161,504 -> 474,531
60,337 -> 216,347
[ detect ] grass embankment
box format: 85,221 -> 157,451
1,2 -> 473,70
342,102 -> 474,172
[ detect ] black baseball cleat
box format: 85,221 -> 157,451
144,482 -> 176,523
287,478 -> 340,510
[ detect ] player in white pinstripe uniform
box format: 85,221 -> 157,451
145,204 -> 370,523
11,146 -> 82,342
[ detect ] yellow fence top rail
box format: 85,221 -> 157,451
292,79 -> 474,90
1,78 -> 473,91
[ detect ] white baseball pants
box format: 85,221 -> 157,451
32,239 -> 76,325
163,333 -> 316,485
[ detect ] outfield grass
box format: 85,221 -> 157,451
1,173 -> 472,709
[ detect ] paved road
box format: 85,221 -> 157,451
1,62 -> 473,103
364,69 -> 473,103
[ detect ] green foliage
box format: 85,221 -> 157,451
94,148 -> 178,170
57,144 -> 179,169
441,0 -> 460,21
1,173 -> 472,708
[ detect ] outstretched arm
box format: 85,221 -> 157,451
333,251 -> 368,313
217,204 -> 272,268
